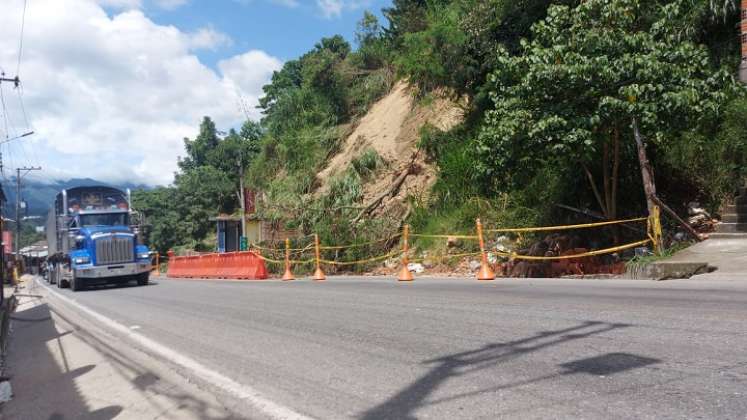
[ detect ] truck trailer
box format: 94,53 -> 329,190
46,186 -> 151,291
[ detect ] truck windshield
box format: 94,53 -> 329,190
79,213 -> 128,227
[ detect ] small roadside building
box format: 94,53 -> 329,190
211,214 -> 243,253
210,190 -> 301,253
211,213 -> 299,253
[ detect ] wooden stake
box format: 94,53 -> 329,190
476,219 -> 495,281
398,225 -> 414,282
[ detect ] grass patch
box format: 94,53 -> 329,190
625,241 -> 693,270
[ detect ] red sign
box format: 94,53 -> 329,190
244,189 -> 256,215
2,231 -> 12,254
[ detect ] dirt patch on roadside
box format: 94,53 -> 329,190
317,81 -> 463,220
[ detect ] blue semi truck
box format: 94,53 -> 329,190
45,186 -> 152,291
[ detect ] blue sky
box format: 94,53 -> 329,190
0,0 -> 393,186
140,0 -> 392,67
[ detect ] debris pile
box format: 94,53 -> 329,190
687,202 -> 717,233
498,234 -> 626,278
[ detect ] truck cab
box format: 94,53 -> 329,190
47,186 -> 152,291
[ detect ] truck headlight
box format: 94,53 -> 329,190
74,256 -> 90,264
138,252 -> 150,260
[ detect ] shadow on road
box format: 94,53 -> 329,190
4,289 -> 232,420
77,280 -> 159,292
4,301 -> 123,420
360,321 -> 660,420
47,304 -> 236,420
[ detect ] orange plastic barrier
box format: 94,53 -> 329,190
166,251 -> 268,280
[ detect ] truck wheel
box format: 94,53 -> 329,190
137,272 -> 149,286
72,274 -> 85,292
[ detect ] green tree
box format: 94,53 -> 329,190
356,11 -> 382,47
133,187 -> 185,254
383,0 -> 430,45
478,0 -> 737,220
179,117 -> 220,171
174,165 -> 235,242
394,0 -> 566,99
355,11 -> 388,69
314,35 -> 352,59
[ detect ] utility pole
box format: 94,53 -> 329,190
238,155 -> 246,241
0,184 -> 5,304
15,166 -> 40,258
741,0 -> 747,83
0,75 -> 20,87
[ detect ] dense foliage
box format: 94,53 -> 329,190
133,117 -> 262,253
407,0 -> 744,231
135,0 -> 747,256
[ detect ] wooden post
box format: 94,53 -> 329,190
476,219 -> 496,280
632,118 -> 664,251
398,225 -> 414,282
313,234 -> 326,281
282,238 -> 294,281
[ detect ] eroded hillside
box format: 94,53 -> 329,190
318,81 -> 463,223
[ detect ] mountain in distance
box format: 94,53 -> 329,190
2,177 -> 150,218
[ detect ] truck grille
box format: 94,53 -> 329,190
95,236 -> 134,265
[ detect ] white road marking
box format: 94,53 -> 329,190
37,279 -> 313,420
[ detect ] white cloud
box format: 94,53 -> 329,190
219,51 -> 282,121
316,0 -> 370,18
187,26 -> 233,51
96,0 -> 142,9
317,0 -> 343,18
95,0 -> 189,10
0,0 -> 281,186
154,0 -> 188,10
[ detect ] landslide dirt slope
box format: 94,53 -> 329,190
318,81 -> 463,221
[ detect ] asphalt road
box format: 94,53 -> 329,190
38,276 -> 747,419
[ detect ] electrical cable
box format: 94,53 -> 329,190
0,83 -> 12,140
16,0 -> 28,77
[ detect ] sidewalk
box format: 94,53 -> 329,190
668,234 -> 747,279
0,279 -> 239,420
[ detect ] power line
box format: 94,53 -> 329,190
0,80 -> 11,140
16,0 -> 28,77
15,83 -> 30,129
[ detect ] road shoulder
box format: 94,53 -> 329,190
1,279 -> 240,420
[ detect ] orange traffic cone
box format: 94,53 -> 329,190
313,267 -> 326,281
398,264 -> 414,282
476,219 -> 496,281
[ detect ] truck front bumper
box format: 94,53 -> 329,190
75,262 -> 151,279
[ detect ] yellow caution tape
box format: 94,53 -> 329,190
409,234 -> 479,240
319,234 -> 402,250
408,252 -> 484,263
485,217 -> 648,234
254,254 -> 316,265
320,251 -> 400,266
496,239 -> 651,261
250,243 -> 313,253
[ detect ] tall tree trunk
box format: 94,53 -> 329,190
611,127 -> 620,220
603,140 -> 611,217
583,164 -> 606,217
609,128 -> 621,244
632,118 -> 663,250
631,118 -> 657,215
